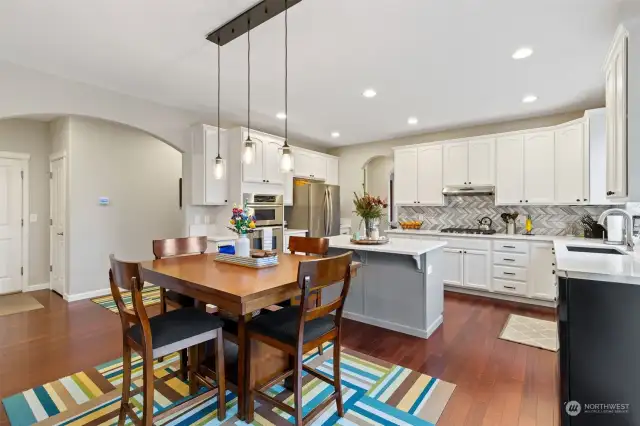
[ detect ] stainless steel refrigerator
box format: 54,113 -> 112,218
288,180 -> 340,237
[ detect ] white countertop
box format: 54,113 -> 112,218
387,229 -> 584,243
328,234 -> 447,256
554,239 -> 640,285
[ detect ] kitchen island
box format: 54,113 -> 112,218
324,235 -> 447,338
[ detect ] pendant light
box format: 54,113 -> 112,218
243,19 -> 256,165
280,1 -> 294,173
213,39 -> 225,180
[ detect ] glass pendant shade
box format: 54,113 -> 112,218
213,156 -> 225,180
280,145 -> 294,173
243,139 -> 255,165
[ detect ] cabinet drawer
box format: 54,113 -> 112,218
493,252 -> 529,267
492,240 -> 529,254
441,237 -> 491,251
493,278 -> 528,296
493,265 -> 527,282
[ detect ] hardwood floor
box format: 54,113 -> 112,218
0,290 -> 558,425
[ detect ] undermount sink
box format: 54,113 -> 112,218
566,246 -> 627,255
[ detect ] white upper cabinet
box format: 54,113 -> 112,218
263,138 -> 284,184
293,149 -> 327,180
555,123 -> 587,204
524,132 -> 555,204
417,145 -> 444,205
394,147 -> 418,204
325,157 -> 339,185
604,25 -> 628,200
242,133 -> 266,183
524,131 -> 555,204
496,136 -> 524,205
191,125 -> 228,205
467,139 -> 495,185
443,142 -> 469,186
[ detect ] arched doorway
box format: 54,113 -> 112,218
362,154 -> 394,230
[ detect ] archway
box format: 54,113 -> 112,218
361,154 -> 394,231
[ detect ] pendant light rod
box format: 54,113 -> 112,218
284,1 -> 288,147
217,40 -> 221,159
246,18 -> 251,141
206,0 -> 302,47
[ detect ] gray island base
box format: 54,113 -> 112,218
324,235 -> 447,339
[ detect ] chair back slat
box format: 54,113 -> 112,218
109,254 -> 150,328
295,252 -> 352,342
153,236 -> 207,259
288,236 -> 329,257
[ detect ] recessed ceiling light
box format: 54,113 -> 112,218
407,117 -> 418,125
331,132 -> 340,138
276,112 -> 287,119
512,47 -> 533,59
522,94 -> 538,103
362,89 -> 377,98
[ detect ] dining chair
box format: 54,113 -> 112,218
109,254 -> 226,425
278,236 -> 330,354
245,251 -> 353,425
152,236 -> 206,375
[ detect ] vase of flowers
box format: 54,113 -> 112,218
228,203 -> 256,257
353,192 -> 388,239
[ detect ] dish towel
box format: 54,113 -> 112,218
262,227 -> 273,250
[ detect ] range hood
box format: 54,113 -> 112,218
442,185 -> 495,196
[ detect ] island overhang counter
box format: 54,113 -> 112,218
324,235 -> 447,339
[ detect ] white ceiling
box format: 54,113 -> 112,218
0,0 -> 623,147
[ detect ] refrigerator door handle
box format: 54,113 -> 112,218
327,188 -> 333,235
324,188 -> 330,236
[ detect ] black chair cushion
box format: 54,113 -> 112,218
275,299 -> 292,308
165,290 -> 196,307
247,306 -> 335,346
128,307 -> 223,351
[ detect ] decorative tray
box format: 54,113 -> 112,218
214,253 -> 279,269
350,238 -> 389,245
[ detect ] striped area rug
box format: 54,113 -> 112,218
90,287 -> 161,313
2,343 -> 456,425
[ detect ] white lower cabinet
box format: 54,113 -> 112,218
528,242 -> 557,301
462,250 -> 491,290
402,234 -> 558,304
441,239 -> 490,290
442,248 -> 464,287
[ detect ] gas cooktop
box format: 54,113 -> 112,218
441,227 -> 497,235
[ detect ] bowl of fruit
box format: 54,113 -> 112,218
399,220 -> 424,230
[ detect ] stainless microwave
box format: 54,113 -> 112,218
243,193 -> 284,228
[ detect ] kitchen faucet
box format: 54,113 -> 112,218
597,208 -> 635,251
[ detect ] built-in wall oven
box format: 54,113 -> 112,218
243,193 -> 284,252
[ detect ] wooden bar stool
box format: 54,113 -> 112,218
109,254 -> 226,425
245,251 -> 353,425
152,236 -> 206,375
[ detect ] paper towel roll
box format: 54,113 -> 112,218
607,215 -> 624,243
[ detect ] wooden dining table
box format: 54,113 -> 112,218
140,252 -> 357,420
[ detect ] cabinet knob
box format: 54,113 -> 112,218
552,270 -> 556,275
525,200 -> 529,203
520,200 -> 523,203
468,182 -> 471,184
463,250 -> 467,253
459,250 -> 463,253
576,199 -> 580,202
583,198 -> 587,201
607,191 -> 615,196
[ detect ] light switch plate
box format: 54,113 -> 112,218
29,213 -> 37,223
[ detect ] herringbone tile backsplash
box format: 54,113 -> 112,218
397,196 -> 615,235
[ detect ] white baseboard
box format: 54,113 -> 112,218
342,312 -> 442,339
64,288 -> 111,302
24,282 -> 50,292
445,286 -> 557,308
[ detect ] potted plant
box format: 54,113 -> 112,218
353,192 -> 388,239
227,202 -> 256,257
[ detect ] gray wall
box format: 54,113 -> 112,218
0,118 -> 51,287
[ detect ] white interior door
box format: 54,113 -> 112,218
50,156 -> 66,296
0,159 -> 23,295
